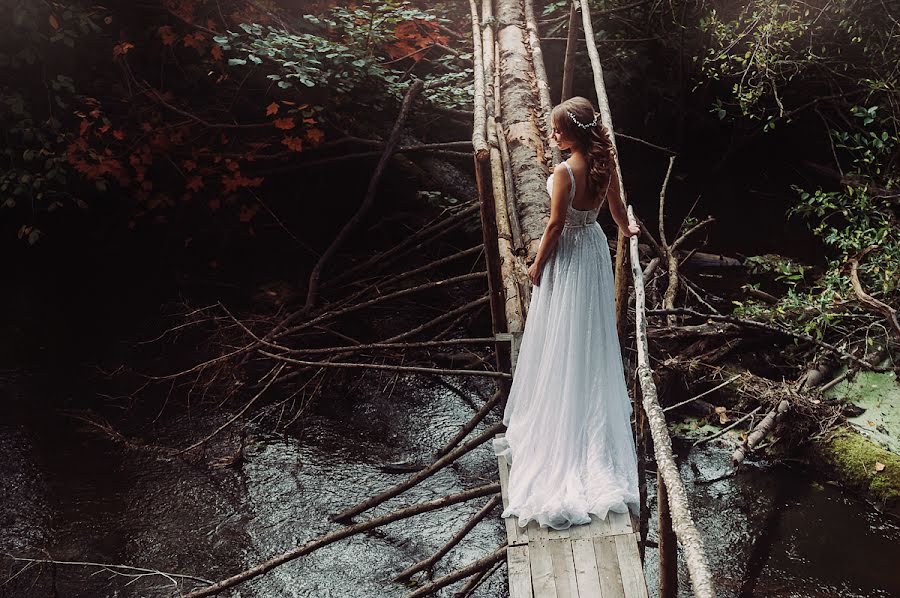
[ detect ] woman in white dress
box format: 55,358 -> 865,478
493,96 -> 642,531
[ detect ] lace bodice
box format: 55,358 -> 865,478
546,161 -> 601,228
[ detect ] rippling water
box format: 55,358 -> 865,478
2,370 -> 898,598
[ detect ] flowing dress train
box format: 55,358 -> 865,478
493,160 -> 640,531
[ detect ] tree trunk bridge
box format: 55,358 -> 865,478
473,0 -> 715,597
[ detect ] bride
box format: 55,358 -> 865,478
493,96 -> 641,531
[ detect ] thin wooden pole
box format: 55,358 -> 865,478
628,205 -> 716,598
471,0 -> 509,374
524,0 -> 561,167
561,0 -> 579,101
578,0 -> 630,344
658,471 -> 678,598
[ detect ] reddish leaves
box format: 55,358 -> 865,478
273,117 -> 295,130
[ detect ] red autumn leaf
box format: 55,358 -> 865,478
183,32 -> 205,52
211,43 -> 224,61
186,176 -> 203,191
208,198 -> 220,211
182,159 -> 197,172
98,123 -> 110,134
79,119 -> 90,136
266,102 -> 279,116
281,136 -> 303,152
273,117 -> 295,130
305,128 -> 325,147
225,159 -> 240,172
112,130 -> 125,140
158,25 -> 176,46
113,42 -> 134,58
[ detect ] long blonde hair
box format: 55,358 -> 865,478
550,96 -> 617,207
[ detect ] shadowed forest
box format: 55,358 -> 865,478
1,1 -> 898,597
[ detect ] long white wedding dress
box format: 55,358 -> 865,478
493,160 -> 640,530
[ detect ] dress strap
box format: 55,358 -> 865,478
562,161 -> 576,202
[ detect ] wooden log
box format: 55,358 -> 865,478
732,400 -> 790,466
579,0 -> 632,346
561,0 -> 579,102
524,0 -> 562,167
182,483 -> 501,597
658,471 -> 678,598
470,0 -> 488,158
496,0 -> 551,259
392,494 -> 502,582
435,389 -> 504,459
628,205 -> 716,598
401,542 -> 508,598
332,421 -> 505,522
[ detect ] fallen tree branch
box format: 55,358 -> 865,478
847,246 -> 900,337
4,555 -> 212,587
303,79 -> 425,312
174,364 -> 284,455
400,542 -> 508,598
732,400 -> 790,466
647,307 -> 891,371
258,351 -> 511,379
434,389 -> 504,459
693,406 -> 763,447
332,421 -> 505,522
181,483 -> 501,598
391,494 -> 502,582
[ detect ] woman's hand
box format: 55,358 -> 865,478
620,222 -> 640,238
528,260 -> 543,286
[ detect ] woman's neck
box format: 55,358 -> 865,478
568,147 -> 586,161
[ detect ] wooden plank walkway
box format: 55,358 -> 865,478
495,433 -> 649,598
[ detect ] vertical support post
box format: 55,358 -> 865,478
561,0 -> 579,102
658,472 -> 678,598
474,152 -> 511,377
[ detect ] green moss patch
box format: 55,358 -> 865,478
817,427 -> 900,506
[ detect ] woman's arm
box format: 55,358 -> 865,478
605,165 -> 639,237
528,163 -> 569,285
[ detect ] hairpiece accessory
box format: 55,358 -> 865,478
566,109 -> 599,129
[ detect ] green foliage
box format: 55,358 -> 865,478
0,1 -> 97,242
694,0 -> 900,131
216,1 -> 472,109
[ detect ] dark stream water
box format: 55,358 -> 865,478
3,363 -> 899,598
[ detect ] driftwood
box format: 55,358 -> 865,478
400,542 -> 508,598
303,79 -> 424,312
332,421 -> 505,522
648,307 -> 892,372
627,205 -> 716,598
848,246 -> 900,337
392,494 -> 502,582
732,400 -> 790,466
181,483 -> 501,598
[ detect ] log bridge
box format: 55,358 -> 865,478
472,1 -> 716,597
179,2 -> 718,597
